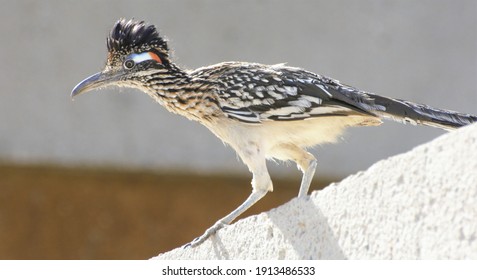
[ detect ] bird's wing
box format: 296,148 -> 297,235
215,64 -> 377,123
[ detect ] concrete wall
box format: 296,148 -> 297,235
0,0 -> 476,178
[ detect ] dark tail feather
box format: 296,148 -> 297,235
368,94 -> 477,131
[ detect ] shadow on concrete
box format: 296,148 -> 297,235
267,196 -> 346,259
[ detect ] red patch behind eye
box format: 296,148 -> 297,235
148,52 -> 162,64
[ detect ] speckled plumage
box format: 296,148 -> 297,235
72,19 -> 477,248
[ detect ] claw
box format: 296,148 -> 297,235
183,221 -> 226,248
182,242 -> 192,249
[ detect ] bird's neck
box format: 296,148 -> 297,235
143,63 -> 220,122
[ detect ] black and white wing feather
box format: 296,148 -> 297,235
203,62 -> 476,130
213,63 -> 374,123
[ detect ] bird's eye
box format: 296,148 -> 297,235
123,59 -> 135,69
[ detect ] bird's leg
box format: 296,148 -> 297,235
187,188 -> 268,248
186,144 -> 272,248
297,154 -> 317,198
272,144 -> 317,198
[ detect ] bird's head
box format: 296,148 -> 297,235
72,19 -> 173,98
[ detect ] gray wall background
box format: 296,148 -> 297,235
0,0 -> 476,178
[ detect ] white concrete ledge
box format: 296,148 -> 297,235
155,123 -> 477,259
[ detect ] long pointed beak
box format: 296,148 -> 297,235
71,72 -> 110,99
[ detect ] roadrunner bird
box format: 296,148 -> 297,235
72,19 -> 477,247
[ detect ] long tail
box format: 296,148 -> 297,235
365,94 -> 477,131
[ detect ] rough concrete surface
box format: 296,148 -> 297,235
155,123 -> 477,259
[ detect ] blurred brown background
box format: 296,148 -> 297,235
0,163 -> 332,259
0,1 -> 475,259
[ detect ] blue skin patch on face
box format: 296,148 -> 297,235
129,52 -> 154,64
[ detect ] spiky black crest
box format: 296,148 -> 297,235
107,19 -> 169,56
